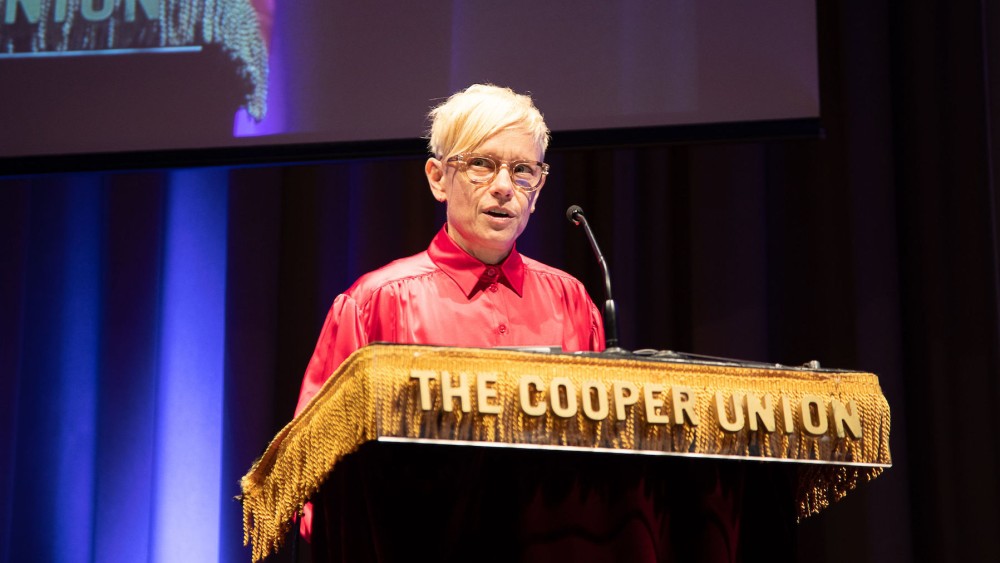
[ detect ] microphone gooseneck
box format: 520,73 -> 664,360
566,205 -> 626,354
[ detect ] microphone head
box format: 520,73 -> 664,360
566,205 -> 584,225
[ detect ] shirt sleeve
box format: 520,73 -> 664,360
588,297 -> 606,352
293,293 -> 368,543
293,293 -> 368,417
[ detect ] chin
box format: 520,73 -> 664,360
485,227 -> 520,241
472,231 -> 514,249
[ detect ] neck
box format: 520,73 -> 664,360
464,243 -> 510,266
445,227 -> 510,265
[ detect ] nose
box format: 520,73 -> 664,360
490,165 -> 516,200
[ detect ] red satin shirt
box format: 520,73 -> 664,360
295,225 -> 605,416
293,226 -> 604,540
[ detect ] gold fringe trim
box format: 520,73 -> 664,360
239,350 -> 376,562
241,345 -> 892,562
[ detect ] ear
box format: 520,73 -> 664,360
425,158 -> 448,203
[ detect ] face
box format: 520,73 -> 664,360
425,128 -> 543,264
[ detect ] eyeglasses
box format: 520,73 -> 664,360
445,153 -> 549,191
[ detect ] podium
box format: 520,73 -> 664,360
241,344 -> 891,562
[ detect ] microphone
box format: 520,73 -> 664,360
566,205 -> 626,354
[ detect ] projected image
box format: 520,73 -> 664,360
0,0 -> 817,161
0,0 -> 271,157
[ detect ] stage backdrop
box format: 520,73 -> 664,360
1,1 -> 999,562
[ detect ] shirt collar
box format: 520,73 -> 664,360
428,225 -> 525,298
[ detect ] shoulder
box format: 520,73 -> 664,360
345,251 -> 438,303
520,255 -> 591,294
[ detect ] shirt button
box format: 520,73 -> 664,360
498,324 -> 507,334
489,283 -> 498,292
486,267 -> 496,277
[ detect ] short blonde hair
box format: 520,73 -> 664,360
427,84 -> 550,159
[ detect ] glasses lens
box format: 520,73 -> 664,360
510,162 -> 542,188
464,156 -> 497,182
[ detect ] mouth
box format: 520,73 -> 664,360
484,209 -> 514,219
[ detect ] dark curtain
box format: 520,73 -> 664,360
1,1 -> 998,562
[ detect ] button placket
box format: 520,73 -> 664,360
481,267 -> 508,338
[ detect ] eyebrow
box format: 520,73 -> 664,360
471,152 -> 543,164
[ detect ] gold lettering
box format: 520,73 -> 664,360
779,394 -> 796,433
581,380 -> 609,421
643,384 -> 670,424
745,393 -> 776,432
476,372 -> 501,414
519,375 -> 546,417
550,377 -> 578,418
831,399 -> 862,439
613,381 -> 639,421
440,371 -> 471,413
715,391 -> 745,432
800,394 -> 828,435
671,385 -> 700,426
410,370 -> 437,411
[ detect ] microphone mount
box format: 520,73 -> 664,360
566,205 -> 626,354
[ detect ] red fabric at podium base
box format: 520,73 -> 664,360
310,442 -> 794,563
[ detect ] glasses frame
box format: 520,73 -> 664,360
445,153 -> 550,192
